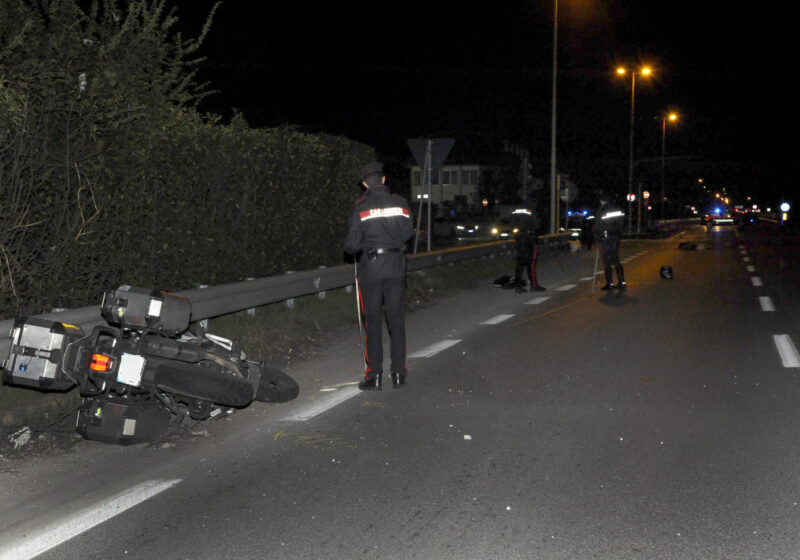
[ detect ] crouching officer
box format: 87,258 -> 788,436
344,162 -> 414,390
593,192 -> 626,290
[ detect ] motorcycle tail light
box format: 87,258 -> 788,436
89,353 -> 112,372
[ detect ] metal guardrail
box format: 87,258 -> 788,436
0,234 -> 568,362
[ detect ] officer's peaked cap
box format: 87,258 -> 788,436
359,162 -> 384,180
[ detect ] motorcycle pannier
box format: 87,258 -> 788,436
101,285 -> 191,336
2,318 -> 84,391
76,396 -> 170,445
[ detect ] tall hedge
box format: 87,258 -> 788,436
0,0 -> 372,317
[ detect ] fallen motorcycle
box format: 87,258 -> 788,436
1,285 -> 298,445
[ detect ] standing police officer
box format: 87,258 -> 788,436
593,192 -> 626,290
511,198 -> 546,292
344,162 -> 414,390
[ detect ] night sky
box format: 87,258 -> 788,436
172,1 -> 798,205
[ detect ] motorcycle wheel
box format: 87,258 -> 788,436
253,364 -> 299,403
154,360 -> 254,408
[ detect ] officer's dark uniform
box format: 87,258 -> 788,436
593,198 -> 626,290
511,202 -> 546,292
344,162 -> 414,390
580,215 -> 594,250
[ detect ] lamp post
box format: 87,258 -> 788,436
549,0 -> 558,234
660,112 -> 677,221
617,66 -> 651,234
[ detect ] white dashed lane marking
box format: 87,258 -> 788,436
557,284 -> 576,292
751,277 -> 763,287
481,314 -> 515,325
408,339 -> 462,359
743,256 -> 750,262
747,265 -> 755,272
0,479 -> 182,560
286,386 -> 361,421
774,335 -> 800,368
760,297 -> 775,312
526,297 -> 550,305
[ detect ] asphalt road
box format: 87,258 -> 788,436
1,223 -> 799,560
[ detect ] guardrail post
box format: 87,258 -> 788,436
198,285 -> 209,329
246,278 -> 256,315
285,272 -> 295,308
317,266 -> 327,300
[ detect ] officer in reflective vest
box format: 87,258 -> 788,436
510,199 -> 546,292
344,162 -> 414,390
593,194 -> 626,290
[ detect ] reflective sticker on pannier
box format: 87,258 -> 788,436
117,353 -> 146,387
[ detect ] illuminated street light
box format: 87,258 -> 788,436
617,65 -> 654,234
550,0 -> 559,234
660,112 -> 678,221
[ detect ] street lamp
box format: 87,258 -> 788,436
549,0 -> 558,235
617,65 -> 652,234
660,112 -> 678,221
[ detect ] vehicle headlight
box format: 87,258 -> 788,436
491,227 -> 499,235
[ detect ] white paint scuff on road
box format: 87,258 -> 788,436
408,339 -> 461,359
759,297 -> 775,312
286,386 -> 360,422
751,277 -> 763,287
773,335 -> 800,368
480,314 -> 515,325
0,479 -> 182,560
525,297 -> 549,305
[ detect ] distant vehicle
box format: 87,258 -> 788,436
702,209 -> 738,227
490,218 -> 518,239
563,214 -> 587,240
426,215 -> 493,241
452,219 -> 489,239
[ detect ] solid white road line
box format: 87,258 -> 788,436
751,277 -> 763,287
759,296 -> 776,312
408,339 -> 461,359
557,284 -> 576,291
526,297 -> 550,305
287,386 -> 360,422
481,314 -> 515,325
774,335 -> 800,368
0,479 -> 182,560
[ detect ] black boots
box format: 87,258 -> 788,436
359,372 -> 407,390
358,373 -> 382,391
391,373 -> 406,388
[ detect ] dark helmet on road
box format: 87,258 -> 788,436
660,265 -> 673,279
